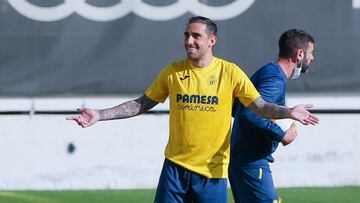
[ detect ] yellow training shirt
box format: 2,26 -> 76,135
145,57 -> 260,178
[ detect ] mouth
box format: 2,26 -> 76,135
186,47 -> 198,54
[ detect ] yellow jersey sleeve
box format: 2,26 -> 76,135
145,66 -> 170,103
232,65 -> 261,107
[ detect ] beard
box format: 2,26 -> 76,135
301,60 -> 312,73
300,54 -> 312,73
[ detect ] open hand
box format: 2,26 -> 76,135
290,104 -> 319,125
66,108 -> 100,128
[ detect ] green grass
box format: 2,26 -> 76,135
277,187 -> 360,203
0,190 -> 155,203
0,187 -> 359,203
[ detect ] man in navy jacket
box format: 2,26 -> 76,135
229,29 -> 316,203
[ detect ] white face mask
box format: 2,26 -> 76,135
290,55 -> 303,80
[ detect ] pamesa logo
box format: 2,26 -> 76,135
176,93 -> 218,112
7,0 -> 256,21
176,94 -> 218,105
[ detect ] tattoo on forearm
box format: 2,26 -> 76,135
98,95 -> 158,120
249,97 -> 291,119
98,101 -> 140,120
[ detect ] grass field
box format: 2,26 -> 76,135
0,187 -> 359,203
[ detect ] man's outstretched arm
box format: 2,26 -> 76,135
66,94 -> 158,128
247,97 -> 319,125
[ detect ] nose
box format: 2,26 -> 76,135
185,36 -> 194,45
310,52 -> 315,60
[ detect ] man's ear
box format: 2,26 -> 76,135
296,49 -> 304,62
292,49 -> 303,63
209,36 -> 217,47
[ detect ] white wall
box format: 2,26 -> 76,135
0,96 -> 359,190
274,115 -> 360,187
0,114 -> 169,190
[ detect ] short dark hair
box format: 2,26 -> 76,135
278,29 -> 314,58
187,16 -> 217,37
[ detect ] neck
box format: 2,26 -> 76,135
190,53 -> 214,68
276,57 -> 296,79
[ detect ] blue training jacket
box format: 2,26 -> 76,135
230,62 -> 288,165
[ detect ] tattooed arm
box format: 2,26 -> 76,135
66,94 -> 158,128
99,94 -> 158,120
248,97 -> 319,125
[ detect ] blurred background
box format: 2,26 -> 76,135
0,0 -> 359,195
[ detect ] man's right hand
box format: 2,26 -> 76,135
66,108 -> 100,128
281,122 -> 298,146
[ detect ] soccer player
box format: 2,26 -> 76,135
67,18 -> 318,203
229,29 -> 316,203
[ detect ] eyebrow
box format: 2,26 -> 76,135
184,31 -> 202,37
